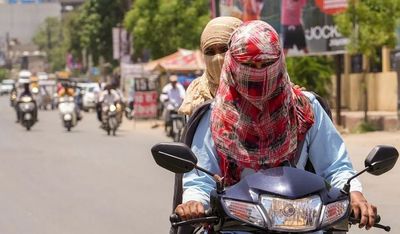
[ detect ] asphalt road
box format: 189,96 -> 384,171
0,96 -> 399,234
0,97 -> 173,234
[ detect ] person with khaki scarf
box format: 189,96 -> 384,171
178,16 -> 243,116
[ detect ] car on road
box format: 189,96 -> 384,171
0,79 -> 15,95
79,83 -> 100,111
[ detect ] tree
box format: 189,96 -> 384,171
33,17 -> 66,71
286,56 -> 333,99
124,0 -> 210,60
77,0 -> 127,66
0,68 -> 9,82
335,0 -> 400,121
63,10 -> 84,65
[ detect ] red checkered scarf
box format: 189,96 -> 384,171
211,21 -> 314,186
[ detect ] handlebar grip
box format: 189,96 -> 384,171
205,208 -> 213,216
350,214 -> 381,224
170,209 -> 213,224
375,215 -> 381,224
170,213 -> 181,223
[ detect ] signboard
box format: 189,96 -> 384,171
215,0 -> 348,56
133,91 -> 158,118
112,27 -> 131,61
133,77 -> 158,118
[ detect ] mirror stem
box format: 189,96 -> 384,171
342,166 -> 370,194
194,165 -> 225,194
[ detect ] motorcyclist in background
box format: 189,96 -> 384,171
96,84 -> 121,122
58,82 -> 82,121
160,75 -> 186,136
16,81 -> 38,123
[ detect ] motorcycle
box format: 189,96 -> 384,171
164,101 -> 186,142
58,96 -> 77,132
18,96 -> 37,131
102,103 -> 119,136
124,101 -> 134,120
152,142 -> 398,233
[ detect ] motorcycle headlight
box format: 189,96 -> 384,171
260,195 -> 322,232
21,96 -> 32,102
223,199 -> 265,227
109,105 -> 116,112
321,200 -> 349,226
64,114 -> 72,121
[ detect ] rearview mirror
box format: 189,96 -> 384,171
365,145 -> 398,176
151,142 -> 197,173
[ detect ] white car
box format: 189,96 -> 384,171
80,83 -> 100,111
0,79 -> 15,95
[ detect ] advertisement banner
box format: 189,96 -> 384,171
112,27 -> 131,61
215,0 -> 348,56
133,91 -> 158,118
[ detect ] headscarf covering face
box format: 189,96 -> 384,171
178,17 -> 243,115
201,17 -> 243,90
211,20 -> 314,186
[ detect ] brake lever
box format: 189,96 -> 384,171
171,216 -> 220,227
349,215 -> 391,232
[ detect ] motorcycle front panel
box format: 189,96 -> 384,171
223,167 -> 328,202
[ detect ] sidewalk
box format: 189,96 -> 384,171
333,110 -> 399,133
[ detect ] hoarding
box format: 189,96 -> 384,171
133,78 -> 158,118
214,0 -> 348,56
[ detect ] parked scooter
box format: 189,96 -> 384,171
102,103 -> 119,136
152,143 -> 398,233
18,95 -> 37,131
124,100 -> 134,120
58,96 -> 78,131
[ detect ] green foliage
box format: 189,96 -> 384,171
33,17 -> 66,71
76,0 -> 126,65
63,10 -> 84,62
353,121 -> 377,133
286,56 -> 333,98
124,0 -> 210,59
335,0 -> 400,122
335,0 -> 400,57
0,68 -> 9,81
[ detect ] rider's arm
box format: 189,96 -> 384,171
182,109 -> 219,207
302,92 -> 362,192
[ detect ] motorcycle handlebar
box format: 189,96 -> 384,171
170,209 -> 217,227
350,215 -> 391,232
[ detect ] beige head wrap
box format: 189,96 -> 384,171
179,16 -> 243,115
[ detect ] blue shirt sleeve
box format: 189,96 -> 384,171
182,93 -> 362,206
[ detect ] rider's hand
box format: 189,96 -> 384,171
350,191 -> 377,230
175,200 -> 205,220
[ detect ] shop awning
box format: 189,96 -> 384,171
144,49 -> 205,73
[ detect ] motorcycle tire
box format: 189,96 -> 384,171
67,127 -> 71,132
26,126 -> 31,131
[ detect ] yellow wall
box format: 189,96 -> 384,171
339,72 -> 398,111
